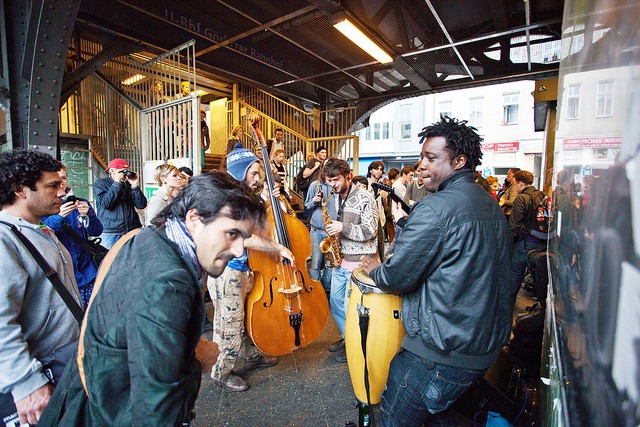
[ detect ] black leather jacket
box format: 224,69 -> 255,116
370,170 -> 512,370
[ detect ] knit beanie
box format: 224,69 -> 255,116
227,142 -> 258,181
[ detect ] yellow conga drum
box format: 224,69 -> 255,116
345,267 -> 404,405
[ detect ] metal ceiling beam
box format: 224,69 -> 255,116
378,70 -> 403,86
194,5 -> 316,57
273,19 -> 560,89
393,57 -> 431,90
402,18 -> 561,57
272,60 -> 377,88
371,73 -> 393,91
74,18 -> 323,107
114,0 -> 349,101
352,68 -> 559,106
424,0 -> 474,80
213,0 -> 382,94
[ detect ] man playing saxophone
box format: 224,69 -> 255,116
319,188 -> 342,269
322,158 -> 379,363
304,178 -> 337,293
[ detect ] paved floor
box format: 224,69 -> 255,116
192,286 -> 540,427
193,314 -> 360,427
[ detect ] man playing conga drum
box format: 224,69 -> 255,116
361,116 -> 512,426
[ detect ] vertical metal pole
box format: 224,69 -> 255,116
105,86 -> 112,161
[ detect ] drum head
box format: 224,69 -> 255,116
351,267 -> 382,294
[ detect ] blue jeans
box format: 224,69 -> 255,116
310,229 -> 332,292
99,233 -> 123,249
380,350 -> 483,427
330,265 -> 351,338
510,238 -> 546,300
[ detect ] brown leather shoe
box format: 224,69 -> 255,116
213,373 -> 250,392
328,338 -> 345,352
244,354 -> 278,371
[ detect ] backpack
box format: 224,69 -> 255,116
296,166 -> 312,192
508,302 -> 545,369
529,190 -> 555,240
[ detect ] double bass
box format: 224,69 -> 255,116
245,115 -> 329,356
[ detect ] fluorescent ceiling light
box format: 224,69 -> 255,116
121,74 -> 146,86
195,90 -> 208,96
333,18 -> 393,64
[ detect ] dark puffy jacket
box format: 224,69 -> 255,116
370,170 -> 512,370
93,177 -> 147,233
39,227 -> 203,426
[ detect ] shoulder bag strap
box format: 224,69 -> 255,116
77,228 -> 141,397
0,220 -> 84,323
60,222 -> 98,254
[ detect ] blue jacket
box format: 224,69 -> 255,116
42,198 -> 103,290
370,169 -> 512,370
94,177 -> 147,233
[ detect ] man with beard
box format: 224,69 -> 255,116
40,172 -> 266,425
0,150 -> 81,426
207,144 -> 293,392
323,157 -> 378,362
361,116 -> 512,426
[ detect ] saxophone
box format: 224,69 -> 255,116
319,188 -> 342,268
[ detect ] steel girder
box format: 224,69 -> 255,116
2,0 -> 81,153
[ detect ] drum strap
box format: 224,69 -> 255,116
358,307 -> 375,426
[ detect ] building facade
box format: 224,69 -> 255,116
356,80 -> 545,187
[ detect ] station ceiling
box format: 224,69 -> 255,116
74,0 -> 564,111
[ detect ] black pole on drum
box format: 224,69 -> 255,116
358,304 -> 375,427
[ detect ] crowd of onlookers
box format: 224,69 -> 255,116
0,116 -> 597,425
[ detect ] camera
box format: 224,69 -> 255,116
123,170 -> 137,179
62,194 -> 77,204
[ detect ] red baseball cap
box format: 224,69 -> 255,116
108,158 -> 130,170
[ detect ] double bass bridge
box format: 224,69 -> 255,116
277,284 -> 303,298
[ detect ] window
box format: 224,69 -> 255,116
566,84 -> 581,119
382,122 -> 390,139
373,123 -> 380,140
502,92 -> 519,124
469,97 -> 484,127
439,101 -> 452,118
400,122 -> 412,139
365,126 -> 371,140
596,80 -> 614,117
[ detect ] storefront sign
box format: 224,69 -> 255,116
481,142 -> 520,152
563,136 -> 622,149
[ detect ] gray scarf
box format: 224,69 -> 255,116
164,216 -> 201,277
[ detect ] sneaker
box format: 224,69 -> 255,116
329,338 -> 345,353
335,350 -> 348,363
244,354 -> 278,371
213,373 -> 249,392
